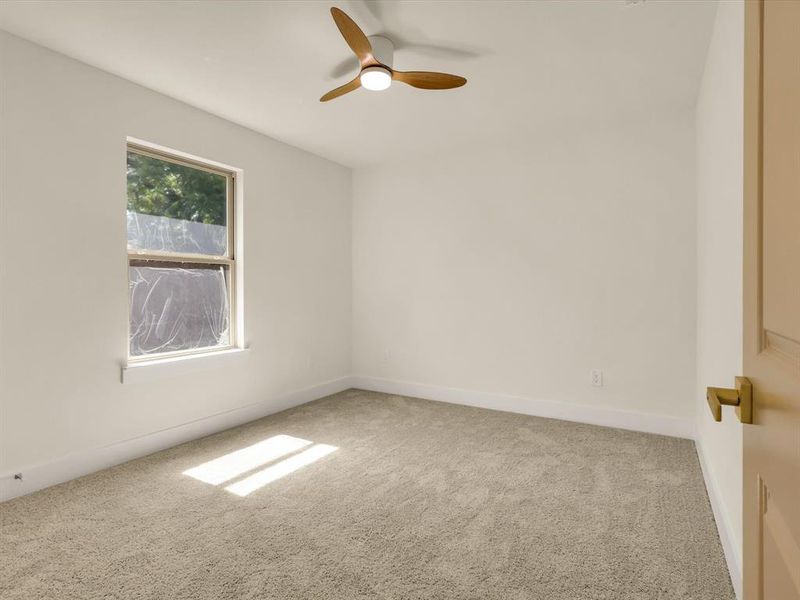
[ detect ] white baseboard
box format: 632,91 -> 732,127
351,376 -> 695,439
2,375 -> 695,504
0,376 -> 353,503
695,439 -> 743,600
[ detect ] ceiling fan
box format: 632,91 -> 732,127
320,7 -> 467,102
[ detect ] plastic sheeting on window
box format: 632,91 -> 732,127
128,265 -> 230,356
127,211 -> 227,257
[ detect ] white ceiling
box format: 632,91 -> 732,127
0,0 -> 717,168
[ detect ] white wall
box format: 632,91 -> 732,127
0,33 -> 352,486
352,114 -> 697,427
694,1 -> 744,595
0,21 -> 741,573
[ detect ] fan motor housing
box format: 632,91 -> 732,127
367,35 -> 394,69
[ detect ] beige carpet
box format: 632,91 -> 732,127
1,389 -> 734,599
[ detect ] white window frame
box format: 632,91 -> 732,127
125,138 -> 244,367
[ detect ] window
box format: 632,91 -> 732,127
126,143 -> 237,361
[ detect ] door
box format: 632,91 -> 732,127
743,1 -> 800,599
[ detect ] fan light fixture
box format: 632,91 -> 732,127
319,7 -> 467,102
360,66 -> 392,91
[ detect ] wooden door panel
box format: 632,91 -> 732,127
763,521 -> 799,600
762,0 -> 800,349
760,476 -> 800,599
743,2 -> 800,599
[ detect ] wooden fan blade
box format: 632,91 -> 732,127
320,76 -> 361,102
330,7 -> 374,66
392,70 -> 467,90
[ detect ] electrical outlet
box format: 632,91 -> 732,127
591,369 -> 603,387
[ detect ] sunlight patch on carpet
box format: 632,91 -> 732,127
183,434 -> 312,485
225,444 -> 338,497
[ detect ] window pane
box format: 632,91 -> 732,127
127,151 -> 228,256
129,264 -> 230,357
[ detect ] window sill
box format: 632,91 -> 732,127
121,348 -> 248,384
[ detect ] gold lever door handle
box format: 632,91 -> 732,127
706,377 -> 752,424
